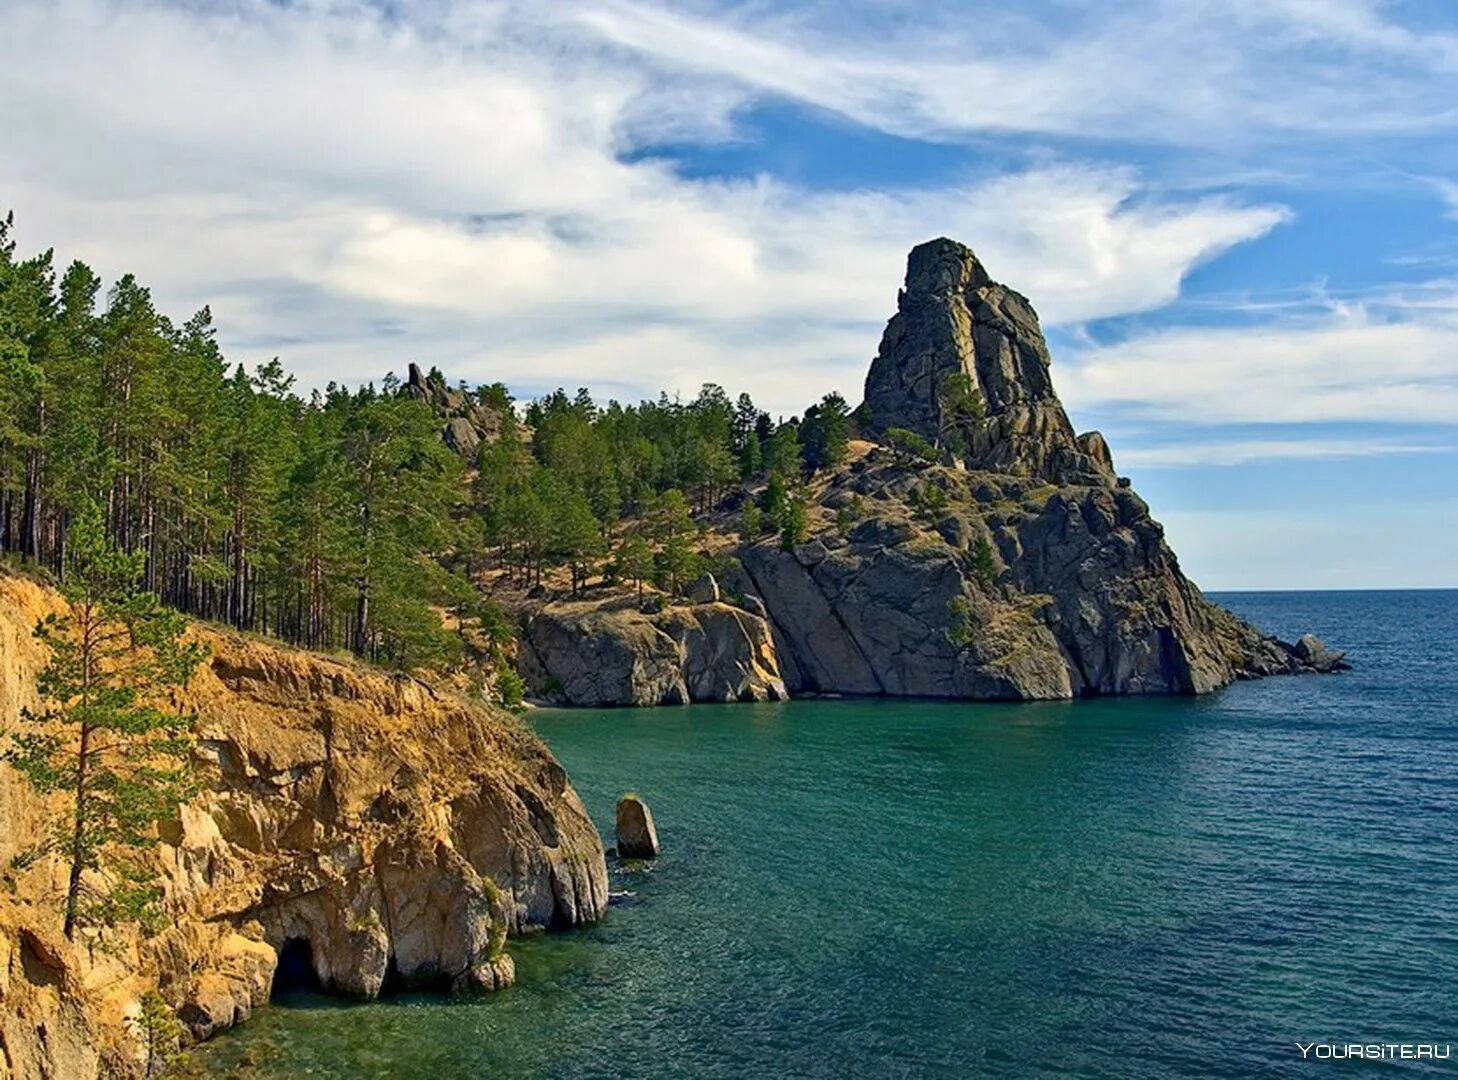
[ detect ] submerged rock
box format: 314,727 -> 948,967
616,795 -> 661,859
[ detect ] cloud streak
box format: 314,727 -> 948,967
577,0 -> 1458,146
1060,301 -> 1458,425
1,0 -> 1290,416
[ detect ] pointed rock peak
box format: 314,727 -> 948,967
903,237 -> 992,297
864,237 -> 1115,486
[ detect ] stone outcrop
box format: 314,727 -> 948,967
0,573 -> 608,1077
723,238 -> 1347,700
404,362 -> 509,458
863,238 -> 1115,486
733,456 -> 1343,700
615,795 -> 660,859
519,596 -> 788,707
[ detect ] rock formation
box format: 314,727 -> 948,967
519,596 -> 788,707
726,238 -> 1347,700
864,238 -> 1116,486
615,795 -> 660,859
404,362 -> 508,458
0,573 -> 608,1077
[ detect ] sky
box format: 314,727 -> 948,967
3,0 -> 1457,589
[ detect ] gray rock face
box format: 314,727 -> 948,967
404,362 -> 508,458
519,598 -> 788,706
615,795 -> 660,858
735,509 -> 1072,701
735,457 -> 1339,699
724,236 -> 1345,700
687,572 -> 721,604
863,238 -> 1115,486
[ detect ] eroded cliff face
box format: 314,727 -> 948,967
730,238 -> 1344,700
0,573 -> 608,1078
519,596 -> 787,707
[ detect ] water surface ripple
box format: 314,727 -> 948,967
202,590 -> 1458,1077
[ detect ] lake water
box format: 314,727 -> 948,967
201,590 -> 1458,1077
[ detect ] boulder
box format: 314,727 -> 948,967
615,795 -> 660,858
1291,633 -> 1349,672
687,572 -> 720,604
519,598 -> 787,706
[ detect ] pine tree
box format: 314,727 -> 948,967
4,503 -> 205,939
615,534 -> 654,600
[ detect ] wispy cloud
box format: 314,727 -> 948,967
0,0 -> 1288,415
576,0 -> 1458,146
1061,299 -> 1458,425
1117,438 -> 1446,468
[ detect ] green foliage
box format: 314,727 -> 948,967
135,990 -> 200,1078
947,595 -> 975,648
613,534 -> 654,599
912,482 -> 948,521
884,427 -> 937,463
4,504 -> 205,939
937,371 -> 987,458
971,533 -> 1000,592
800,392 -> 850,474
739,500 -> 765,543
0,218 -> 476,670
766,422 -> 803,480
777,495 -> 808,552
495,667 -> 526,711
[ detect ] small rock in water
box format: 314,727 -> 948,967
616,794 -> 660,858
1292,633 -> 1349,672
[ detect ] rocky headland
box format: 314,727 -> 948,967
519,238 -> 1345,703
0,572 -> 607,1078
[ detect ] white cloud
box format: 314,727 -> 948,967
577,0 -> 1458,146
1116,438 -> 1445,468
0,0 -> 1290,416
1060,302 -> 1458,425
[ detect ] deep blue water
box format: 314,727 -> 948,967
201,590 -> 1458,1078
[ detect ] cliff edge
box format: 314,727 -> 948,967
0,572 -> 608,1078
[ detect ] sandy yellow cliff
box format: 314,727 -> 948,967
0,572 -> 607,1078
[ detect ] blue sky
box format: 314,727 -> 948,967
2,0 -> 1456,588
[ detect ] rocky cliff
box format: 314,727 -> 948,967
519,594 -> 787,707
0,572 -> 608,1078
729,238 -> 1344,700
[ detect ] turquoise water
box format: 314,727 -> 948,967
202,591 -> 1458,1077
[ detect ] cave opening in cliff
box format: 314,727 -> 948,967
272,937 -> 320,1001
